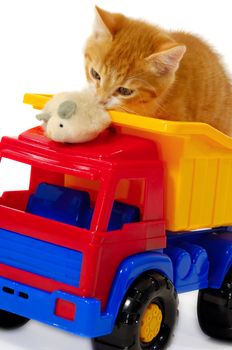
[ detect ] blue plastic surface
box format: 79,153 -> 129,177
0,228 -> 82,287
200,229 -> 232,289
0,276 -> 113,338
27,183 -> 92,229
166,228 -> 232,292
27,183 -> 140,231
165,242 -> 209,292
106,251 -> 173,321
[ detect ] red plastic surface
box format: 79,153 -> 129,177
55,299 -> 76,321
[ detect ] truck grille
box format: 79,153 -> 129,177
0,228 -> 82,287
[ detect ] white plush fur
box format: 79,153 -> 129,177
37,88 -> 111,143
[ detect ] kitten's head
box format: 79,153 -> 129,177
84,7 -> 186,116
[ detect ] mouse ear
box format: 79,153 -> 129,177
58,100 -> 77,119
36,112 -> 51,122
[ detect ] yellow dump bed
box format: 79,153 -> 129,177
24,93 -> 232,232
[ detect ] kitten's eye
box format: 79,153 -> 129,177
117,87 -> 134,96
91,68 -> 101,81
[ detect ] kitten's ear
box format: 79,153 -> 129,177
146,45 -> 186,76
94,6 -> 119,39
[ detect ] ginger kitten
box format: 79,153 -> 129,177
84,7 -> 232,135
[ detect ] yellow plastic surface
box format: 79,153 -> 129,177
24,93 -> 232,231
140,303 -> 163,343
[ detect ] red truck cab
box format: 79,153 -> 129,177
0,126 -> 167,334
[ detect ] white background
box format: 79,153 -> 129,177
0,1 -> 232,349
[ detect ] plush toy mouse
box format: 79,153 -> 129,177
36,88 -> 111,143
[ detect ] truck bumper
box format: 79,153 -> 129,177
0,276 -> 114,338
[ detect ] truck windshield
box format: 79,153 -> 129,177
0,158 -> 141,232
0,158 -> 100,230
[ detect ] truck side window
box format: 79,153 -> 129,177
114,179 -> 145,210
107,179 -> 145,231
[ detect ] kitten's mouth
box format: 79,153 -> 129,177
99,101 -> 107,106
98,97 -> 119,110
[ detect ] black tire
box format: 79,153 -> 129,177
197,268 -> 232,341
93,271 -> 178,350
0,309 -> 30,329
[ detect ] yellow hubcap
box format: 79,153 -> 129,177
140,304 -> 163,343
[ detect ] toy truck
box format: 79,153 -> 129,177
0,93 -> 231,350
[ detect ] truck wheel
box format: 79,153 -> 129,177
0,309 -> 29,329
93,271 -> 178,350
197,268 -> 232,341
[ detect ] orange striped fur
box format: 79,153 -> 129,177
84,7 -> 232,135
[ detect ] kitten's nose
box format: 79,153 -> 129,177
99,98 -> 109,106
97,91 -> 109,105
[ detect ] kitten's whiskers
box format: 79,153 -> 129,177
116,104 -> 140,116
